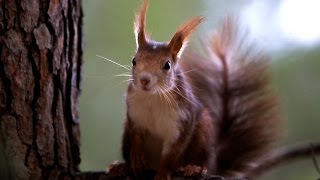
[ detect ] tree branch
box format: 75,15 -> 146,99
75,171 -> 244,180
75,142 -> 320,179
247,142 -> 320,177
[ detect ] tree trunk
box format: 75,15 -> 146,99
0,0 -> 83,179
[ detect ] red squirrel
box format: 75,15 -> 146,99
108,0 -> 281,179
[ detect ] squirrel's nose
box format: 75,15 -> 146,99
140,76 -> 150,86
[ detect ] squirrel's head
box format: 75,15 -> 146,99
130,0 -> 203,93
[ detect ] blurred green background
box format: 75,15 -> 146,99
81,0 -> 320,179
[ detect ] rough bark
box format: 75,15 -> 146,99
0,0 -> 83,179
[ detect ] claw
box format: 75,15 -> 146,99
178,165 -> 207,177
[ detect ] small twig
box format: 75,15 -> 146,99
247,142 -> 320,178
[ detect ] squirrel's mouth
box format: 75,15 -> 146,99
142,86 -> 151,91
140,82 -> 154,92
140,86 -> 159,95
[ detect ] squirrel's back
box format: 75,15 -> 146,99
180,17 -> 282,178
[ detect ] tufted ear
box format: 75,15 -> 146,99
168,17 -> 204,61
134,0 -> 149,48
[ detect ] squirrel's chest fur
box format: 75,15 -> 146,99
127,90 -> 180,142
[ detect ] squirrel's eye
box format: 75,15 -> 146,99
132,58 -> 136,66
163,61 -> 171,70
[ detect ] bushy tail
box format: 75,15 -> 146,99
181,17 -> 282,178
211,17 -> 282,178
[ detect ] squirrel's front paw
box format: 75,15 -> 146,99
178,165 -> 207,177
106,161 -> 128,177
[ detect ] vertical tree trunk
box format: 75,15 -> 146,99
0,0 -> 83,179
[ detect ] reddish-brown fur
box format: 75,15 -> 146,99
108,0 -> 282,179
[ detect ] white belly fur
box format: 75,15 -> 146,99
127,90 -> 180,143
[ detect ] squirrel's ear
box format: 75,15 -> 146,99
134,0 -> 149,48
168,17 -> 204,60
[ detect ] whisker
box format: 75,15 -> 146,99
123,65 -> 132,69
96,55 -> 131,71
160,86 -> 178,108
166,89 -> 179,108
158,87 -> 168,104
176,68 -> 199,75
155,88 -> 164,105
114,74 -> 133,77
117,79 -> 134,86
175,84 -> 200,98
158,87 -> 173,108
170,85 -> 197,106
123,79 -> 134,83
172,77 -> 200,91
